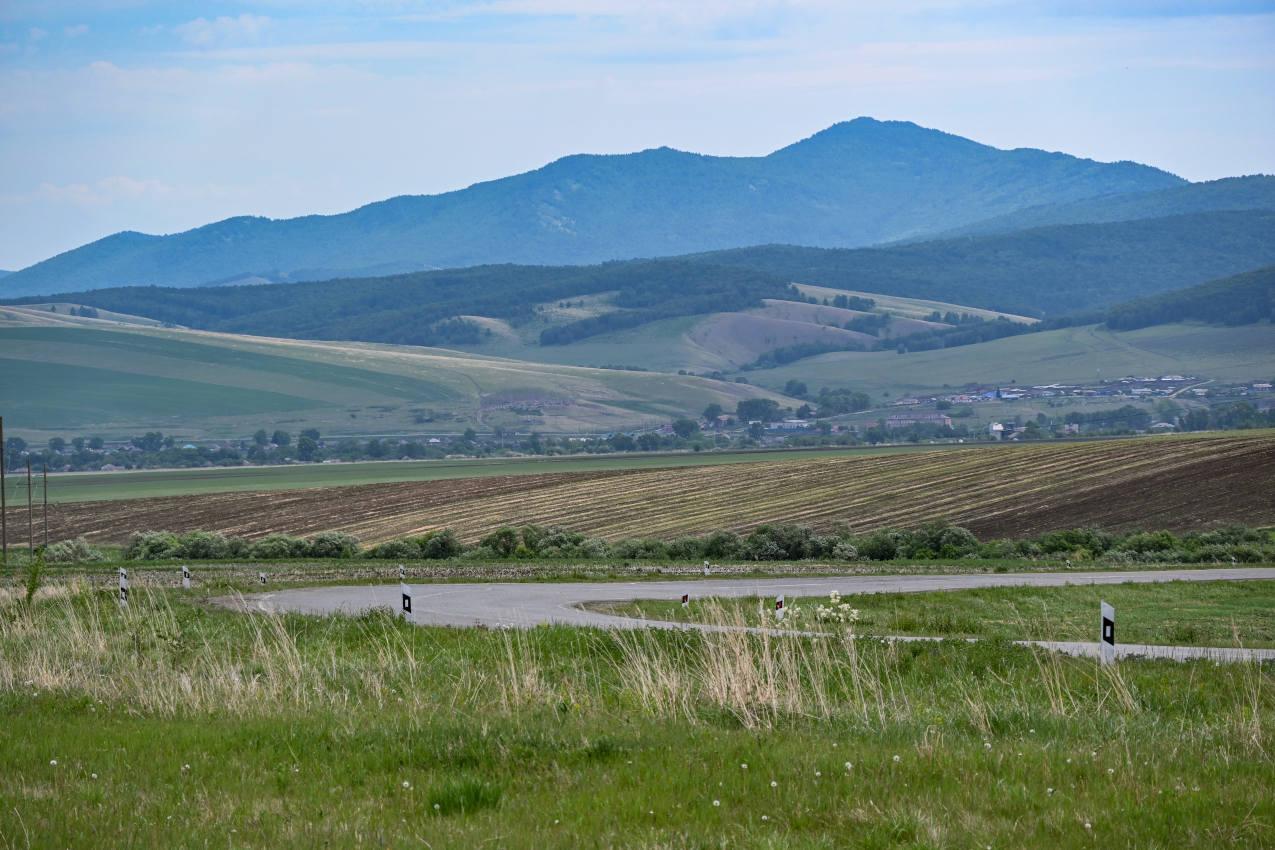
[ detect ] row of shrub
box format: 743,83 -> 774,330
43,522 -> 1275,564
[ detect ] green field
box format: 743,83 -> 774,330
2,584 -> 1271,847
598,580 -> 1275,649
37,445 -> 933,504
746,322 -> 1275,395
0,324 -> 791,441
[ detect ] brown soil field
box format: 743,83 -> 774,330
20,434 -> 1275,546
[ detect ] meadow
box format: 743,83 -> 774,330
746,322 -> 1275,396
1,582 -> 1271,847
596,579 -> 1275,649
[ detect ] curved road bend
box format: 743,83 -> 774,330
220,568 -> 1275,663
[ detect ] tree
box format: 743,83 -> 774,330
71,437 -> 86,452
702,403 -> 723,421
132,432 -> 163,452
736,398 -> 781,423
253,429 -> 269,446
297,435 -> 319,461
748,422 -> 765,440
48,437 -> 66,453
609,434 -> 637,452
784,379 -> 808,398
271,430 -> 291,447
300,428 -> 321,441
636,433 -> 660,451
796,404 -> 814,419
88,436 -> 104,450
672,418 -> 697,439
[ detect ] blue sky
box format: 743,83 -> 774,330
1,1 -> 1272,270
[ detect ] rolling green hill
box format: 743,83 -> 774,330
0,118 -> 1182,297
0,324 -> 793,442
1106,265 -> 1275,330
743,322 -> 1275,397
691,210 -> 1275,317
927,175 -> 1275,239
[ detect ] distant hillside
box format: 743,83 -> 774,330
1,260 -> 797,348
691,210 -> 1275,317
0,118 -> 1183,297
1106,265 -> 1275,330
929,175 -> 1275,239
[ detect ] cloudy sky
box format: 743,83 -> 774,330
1,1 -> 1272,270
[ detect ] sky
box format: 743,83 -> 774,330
1,1 -> 1272,271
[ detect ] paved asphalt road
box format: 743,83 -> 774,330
221,567 -> 1275,663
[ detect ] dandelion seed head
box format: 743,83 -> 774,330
712,800 -> 720,807
49,760 -> 57,766
770,781 -> 777,787
90,773 -> 97,779
1107,768 -> 1114,774
1085,822 -> 1091,829
433,803 -> 441,811
402,781 -> 411,789
892,755 -> 900,762
761,815 -> 769,821
741,763 -> 747,769
844,762 -> 853,771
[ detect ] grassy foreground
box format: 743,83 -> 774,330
599,580 -> 1275,649
1,585 -> 1272,847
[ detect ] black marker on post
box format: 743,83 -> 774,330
182,566 -> 191,590
1100,601 -> 1115,666
118,567 -> 128,606
258,571 -> 267,586
401,582 -> 412,619
775,594 -> 785,622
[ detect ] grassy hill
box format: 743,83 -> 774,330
692,210 -> 1275,317
0,324 -> 793,442
0,118 -> 1182,296
930,174 -> 1275,239
1106,265 -> 1275,330
743,322 -> 1275,397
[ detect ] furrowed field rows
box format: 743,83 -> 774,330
338,435 -> 1271,542
29,433 -> 1275,545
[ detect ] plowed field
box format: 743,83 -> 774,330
21,434 -> 1275,545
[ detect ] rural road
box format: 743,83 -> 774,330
223,567 -> 1275,663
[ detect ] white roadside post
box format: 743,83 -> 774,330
1100,601 -> 1115,666
775,595 -> 785,622
401,582 -> 413,620
258,571 -> 267,586
118,568 -> 128,606
399,564 -> 405,581
703,560 -> 711,577
182,566 -> 191,590
681,592 -> 689,609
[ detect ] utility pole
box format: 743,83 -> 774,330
1,415 -> 6,565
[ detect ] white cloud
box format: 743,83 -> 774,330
65,24 -> 89,38
28,26 -> 47,41
174,13 -> 272,47
23,176 -> 176,208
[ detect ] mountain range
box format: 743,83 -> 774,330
0,118 -> 1188,297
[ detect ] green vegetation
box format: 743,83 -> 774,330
748,322 -> 1275,395
694,211 -> 1275,317
1106,265 -> 1275,330
605,580 -> 1275,649
935,174 -> 1275,239
0,324 -> 788,438
1,585 -> 1272,847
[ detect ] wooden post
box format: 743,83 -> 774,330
1,415 -> 6,565
27,457 -> 33,556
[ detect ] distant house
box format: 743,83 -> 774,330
886,412 -> 952,428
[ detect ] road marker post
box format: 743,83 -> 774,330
401,582 -> 413,620
703,561 -> 710,577
399,564 -> 405,581
258,571 -> 267,586
118,568 -> 128,606
775,595 -> 785,622
681,592 -> 689,609
1100,601 -> 1115,666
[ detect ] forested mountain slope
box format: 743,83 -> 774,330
0,118 -> 1182,297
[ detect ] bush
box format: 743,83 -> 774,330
743,523 -> 815,560
418,529 -> 463,559
306,531 -> 361,559
249,534 -> 309,560
125,531 -> 180,560
174,531 -> 231,560
611,538 -> 669,560
365,539 -> 421,560
44,537 -> 106,563
480,527 -> 519,558
700,530 -> 741,559
858,530 -> 908,561
666,537 -> 705,560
